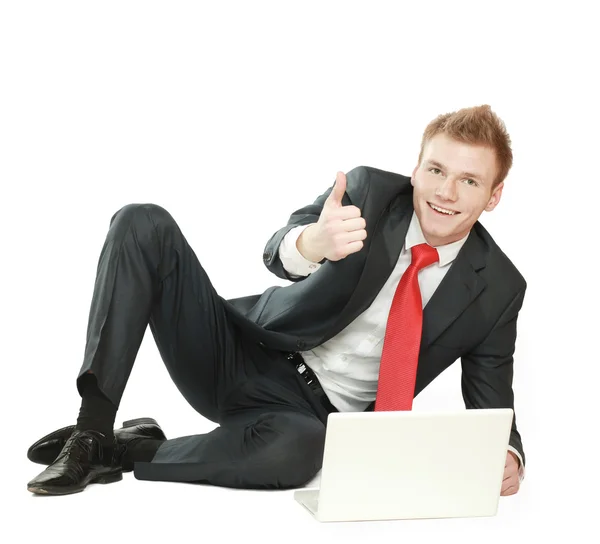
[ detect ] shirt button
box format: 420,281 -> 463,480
309,264 -> 316,269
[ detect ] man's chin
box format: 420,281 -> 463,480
420,222 -> 460,247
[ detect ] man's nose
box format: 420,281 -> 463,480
436,178 -> 458,201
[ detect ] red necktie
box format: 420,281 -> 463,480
375,243 -> 439,411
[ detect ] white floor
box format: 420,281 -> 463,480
11,412 -> 595,544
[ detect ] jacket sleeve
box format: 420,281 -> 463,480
262,167 -> 363,281
460,287 -> 527,469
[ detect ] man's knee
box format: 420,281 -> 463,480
256,413 -> 326,488
110,203 -> 174,228
104,204 -> 179,256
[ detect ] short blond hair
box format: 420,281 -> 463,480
418,105 -> 513,188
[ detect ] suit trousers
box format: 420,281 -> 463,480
76,203 -> 332,489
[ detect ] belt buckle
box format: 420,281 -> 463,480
288,352 -> 305,374
289,352 -> 312,382
289,352 -> 336,414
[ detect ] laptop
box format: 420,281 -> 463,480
294,408 -> 514,522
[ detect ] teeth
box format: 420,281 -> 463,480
430,203 -> 457,215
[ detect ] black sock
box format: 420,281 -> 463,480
76,373 -> 117,451
121,438 -> 162,471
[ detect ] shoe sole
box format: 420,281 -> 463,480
27,470 -> 123,496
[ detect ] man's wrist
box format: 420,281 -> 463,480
296,224 -> 325,263
507,446 -> 525,483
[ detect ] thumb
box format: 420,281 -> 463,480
327,171 -> 347,207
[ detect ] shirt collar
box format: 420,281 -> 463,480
404,211 -> 469,267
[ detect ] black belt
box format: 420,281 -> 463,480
287,352 -> 338,414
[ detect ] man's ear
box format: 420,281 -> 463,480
410,165 -> 419,187
485,182 -> 504,211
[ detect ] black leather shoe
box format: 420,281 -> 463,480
27,430 -> 123,495
27,417 -> 166,470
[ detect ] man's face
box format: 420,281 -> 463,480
411,133 -> 504,247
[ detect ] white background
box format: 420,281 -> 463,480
1,1 -> 598,542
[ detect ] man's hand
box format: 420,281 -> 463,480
500,451 -> 521,496
297,171 -> 367,263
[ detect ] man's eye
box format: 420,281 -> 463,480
429,168 -> 441,175
464,178 -> 477,186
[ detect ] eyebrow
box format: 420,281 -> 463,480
426,160 -> 486,184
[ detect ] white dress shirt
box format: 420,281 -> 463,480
278,211 -> 525,480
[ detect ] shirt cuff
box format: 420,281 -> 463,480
278,225 -> 323,277
507,445 -> 525,483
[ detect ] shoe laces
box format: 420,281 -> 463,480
55,429 -> 106,463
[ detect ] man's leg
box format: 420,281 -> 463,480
28,203 -> 268,494
77,202 -> 255,420
134,410 -> 326,489
133,351 -> 331,489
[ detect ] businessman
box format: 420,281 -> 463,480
27,104 -> 526,497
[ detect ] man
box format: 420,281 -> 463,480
27,104 -> 526,497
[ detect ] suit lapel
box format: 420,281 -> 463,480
329,195 -> 413,335
421,228 -> 487,346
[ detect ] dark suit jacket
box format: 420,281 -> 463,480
224,165 -> 526,464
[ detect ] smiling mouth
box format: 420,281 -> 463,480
428,202 -> 459,216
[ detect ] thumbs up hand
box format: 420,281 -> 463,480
297,172 -> 367,263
